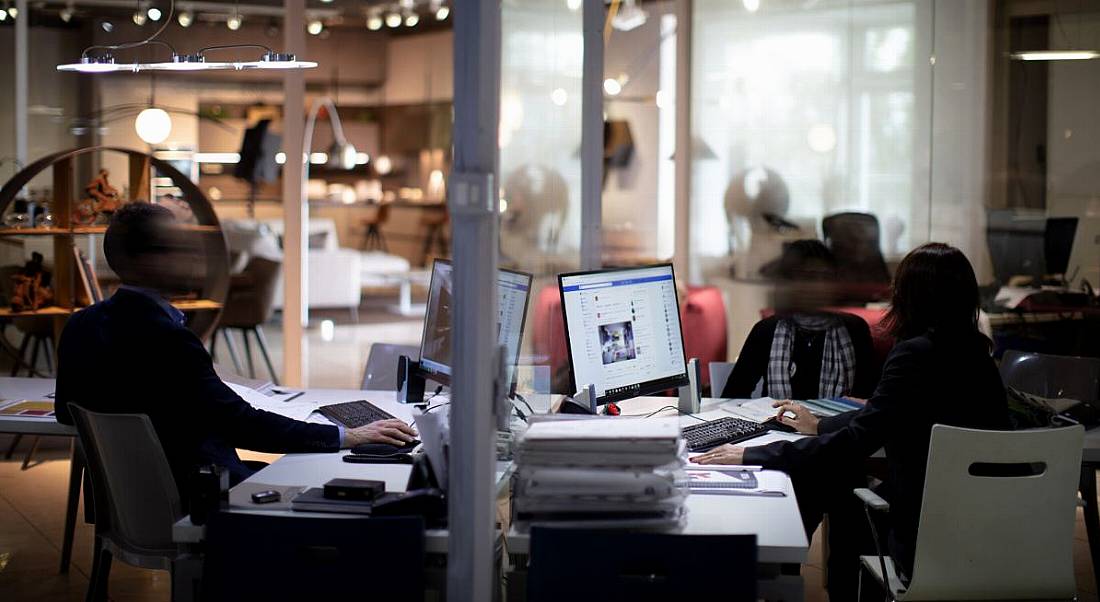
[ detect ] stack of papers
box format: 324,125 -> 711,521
512,417 -> 687,531
722,396 -> 861,423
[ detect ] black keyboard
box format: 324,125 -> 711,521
318,400 -> 397,429
682,417 -> 769,452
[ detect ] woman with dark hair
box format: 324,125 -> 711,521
693,243 -> 1010,599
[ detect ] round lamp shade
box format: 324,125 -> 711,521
135,108 -> 172,145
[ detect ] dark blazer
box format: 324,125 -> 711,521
55,288 -> 340,497
722,313 -> 878,400
742,329 -> 1009,577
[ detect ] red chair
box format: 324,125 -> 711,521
532,285 -> 571,393
681,286 -> 728,390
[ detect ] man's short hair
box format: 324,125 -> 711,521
103,202 -> 176,279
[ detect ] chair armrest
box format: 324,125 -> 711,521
854,488 -> 890,512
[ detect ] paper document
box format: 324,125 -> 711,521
720,398 -> 779,423
226,382 -> 320,422
0,399 -> 55,417
522,416 -> 680,441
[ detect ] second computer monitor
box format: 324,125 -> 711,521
419,259 -> 533,392
559,264 -> 689,404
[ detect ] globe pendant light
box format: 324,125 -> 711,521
135,107 -> 172,144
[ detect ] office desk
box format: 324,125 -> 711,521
0,377 -> 85,574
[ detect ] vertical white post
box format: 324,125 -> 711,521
282,0 -> 308,387
580,0 -> 604,270
14,0 -> 28,165
448,1 -> 500,600
674,0 -> 693,281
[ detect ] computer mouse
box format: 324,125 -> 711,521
762,417 -> 798,433
351,440 -> 420,456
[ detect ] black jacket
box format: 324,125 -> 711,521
722,313 -> 878,400
55,288 -> 340,497
742,330 -> 1009,577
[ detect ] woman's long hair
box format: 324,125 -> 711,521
881,243 -> 982,341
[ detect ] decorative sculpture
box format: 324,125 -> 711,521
9,252 -> 53,312
74,169 -> 124,225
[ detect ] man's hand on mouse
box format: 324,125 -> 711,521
772,400 -> 819,434
690,444 -> 745,465
345,419 -> 418,447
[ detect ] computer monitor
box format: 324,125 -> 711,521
418,259 -> 533,394
1044,217 -> 1078,277
559,264 -> 689,404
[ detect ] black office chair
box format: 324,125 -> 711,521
201,513 -> 425,600
822,212 -> 891,284
527,528 -> 757,601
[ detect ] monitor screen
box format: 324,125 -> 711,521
419,260 -> 533,392
559,264 -> 688,404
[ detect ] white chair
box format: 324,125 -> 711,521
856,424 -> 1084,601
708,361 -> 735,397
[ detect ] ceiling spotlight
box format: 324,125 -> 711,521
566,0 -> 581,11
7,6 -> 17,18
0,9 -> 8,21
435,5 -> 449,20
405,12 -> 419,27
227,14 -> 242,30
742,0 -> 760,12
367,14 -> 382,30
59,4 -> 74,22
307,19 -> 323,35
551,88 -> 568,106
177,10 -> 192,27
100,19 -> 113,31
374,155 -> 393,175
320,0 -> 333,3
133,9 -> 146,25
385,11 -> 401,28
147,7 -> 162,21
603,78 -> 623,96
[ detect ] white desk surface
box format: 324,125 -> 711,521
503,396 -> 810,564
0,377 -> 73,436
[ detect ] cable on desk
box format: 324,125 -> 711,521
639,405 -> 708,422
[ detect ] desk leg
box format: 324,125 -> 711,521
59,440 -> 83,574
1081,464 -> 1100,591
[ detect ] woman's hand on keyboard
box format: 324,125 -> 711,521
346,419 -> 418,447
772,401 -> 819,434
690,444 -> 745,465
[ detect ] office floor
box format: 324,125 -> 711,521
2,307 -> 1100,600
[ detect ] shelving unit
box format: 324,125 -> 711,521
0,146 -> 229,343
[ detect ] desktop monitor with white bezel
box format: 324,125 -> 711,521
418,259 -> 533,394
559,263 -> 689,404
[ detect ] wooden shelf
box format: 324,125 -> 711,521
0,224 -> 221,237
0,228 -> 74,236
0,299 -> 222,318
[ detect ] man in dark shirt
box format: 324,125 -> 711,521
55,203 -> 415,496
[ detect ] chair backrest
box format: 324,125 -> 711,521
67,405 -> 182,558
905,424 -> 1083,600
362,342 -> 420,390
681,286 -> 728,389
202,512 -> 424,601
527,528 -> 756,601
709,361 -> 736,397
221,256 -> 283,327
1000,349 -> 1100,403
822,211 -> 890,283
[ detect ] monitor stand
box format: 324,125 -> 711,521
678,358 -> 702,414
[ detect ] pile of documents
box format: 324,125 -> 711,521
512,417 -> 687,530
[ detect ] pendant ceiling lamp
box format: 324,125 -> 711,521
57,0 -> 318,73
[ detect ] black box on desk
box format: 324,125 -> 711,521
323,478 -> 386,501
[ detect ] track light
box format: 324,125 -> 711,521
100,19 -> 112,31
227,14 -> 242,30
133,9 -> 146,25
0,9 -> 8,21
435,6 -> 449,20
7,5 -> 17,18
385,11 -> 401,28
367,14 -> 382,30
307,19 -> 323,35
147,6 -> 162,21
59,3 -> 74,22
405,12 -> 419,27
177,10 -> 192,27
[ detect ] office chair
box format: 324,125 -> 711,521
202,513 -> 425,601
361,342 -> 420,390
856,424 -> 1083,601
67,405 -> 194,602
211,257 -> 282,384
527,529 -> 756,601
822,212 -> 891,284
361,202 -> 391,251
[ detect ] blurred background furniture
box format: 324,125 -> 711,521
361,202 -> 391,251
361,342 -> 419,390
211,257 -> 282,384
823,212 -> 891,287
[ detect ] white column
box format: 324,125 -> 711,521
580,0 -> 604,270
674,0 -> 693,281
14,0 -> 28,165
281,0 -> 308,386
447,0 -> 500,600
